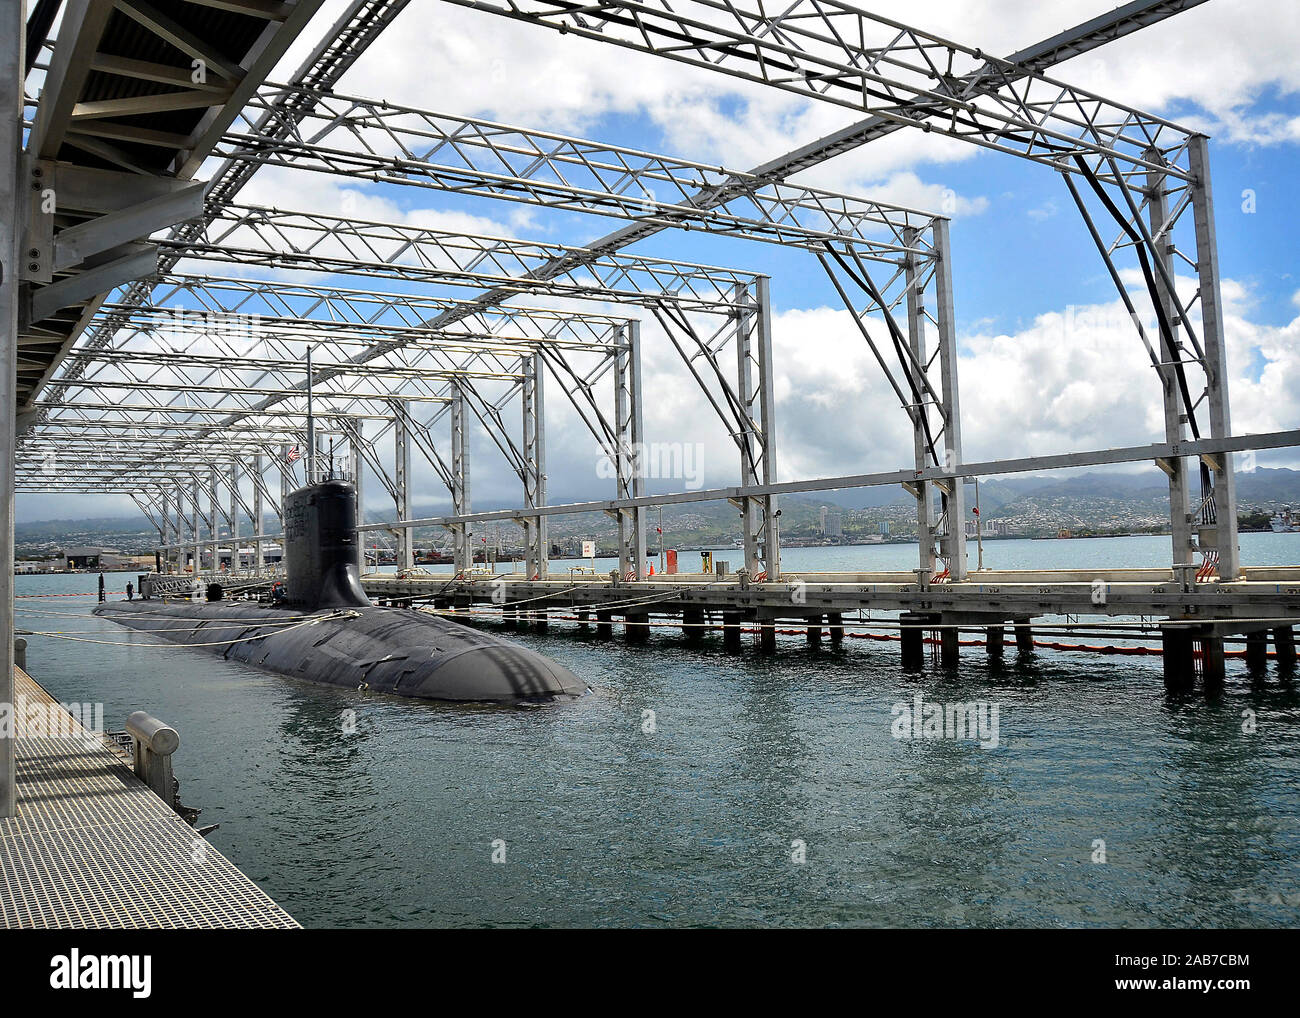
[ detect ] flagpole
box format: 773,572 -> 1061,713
305,345 -> 315,483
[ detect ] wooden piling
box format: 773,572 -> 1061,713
986,625 -> 1004,661
806,613 -> 823,645
827,612 -> 844,645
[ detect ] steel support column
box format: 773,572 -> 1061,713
933,220 -> 967,580
191,478 -> 201,577
732,278 -> 779,579
252,453 -> 264,573
208,467 -> 220,574
279,442 -> 292,539
451,379 -> 472,574
522,353 -> 547,579
614,323 -> 646,580
1188,135 -> 1240,580
1147,152 -> 1195,574
0,0 -> 19,817
904,231 -> 936,580
229,463 -> 240,569
173,483 -> 184,572
394,402 -> 413,571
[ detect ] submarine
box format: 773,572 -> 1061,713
96,479 -> 588,703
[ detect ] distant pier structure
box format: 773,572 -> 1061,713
362,565 -> 1300,695
5,0 -> 1300,836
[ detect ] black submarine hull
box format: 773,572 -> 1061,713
96,479 -> 586,703
95,599 -> 588,703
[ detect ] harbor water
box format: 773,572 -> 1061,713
16,533 -> 1300,928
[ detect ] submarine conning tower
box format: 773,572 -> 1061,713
283,479 -> 372,611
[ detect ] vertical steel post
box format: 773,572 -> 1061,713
279,442 -> 291,540
208,467 -> 219,574
173,483 -> 184,573
451,380 -> 472,574
522,353 -> 547,578
933,220 -> 968,580
191,477 -> 201,578
935,218 -> 967,577
731,279 -> 779,578
393,402 -> 413,570
734,284 -> 762,577
1147,150 -> 1195,574
614,325 -> 646,579
229,463 -> 240,570
755,277 -> 780,579
903,228 -> 936,578
1187,135 -> 1241,580
348,429 -> 363,569
305,344 -> 315,484
252,453 -> 264,573
0,0 -> 20,817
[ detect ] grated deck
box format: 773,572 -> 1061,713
1,669 -> 297,929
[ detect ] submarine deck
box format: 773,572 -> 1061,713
1,667 -> 298,929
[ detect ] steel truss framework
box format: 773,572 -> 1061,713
10,0 -> 1278,608
441,0 -> 1245,580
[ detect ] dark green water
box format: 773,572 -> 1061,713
16,535 -> 1300,928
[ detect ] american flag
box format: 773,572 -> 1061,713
286,445 -> 301,464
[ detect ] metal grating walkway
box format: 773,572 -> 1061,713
1,669 -> 298,929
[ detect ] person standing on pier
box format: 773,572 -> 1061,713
98,573 -> 105,603
126,581 -> 134,602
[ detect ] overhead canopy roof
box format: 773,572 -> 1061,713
18,0 -> 323,413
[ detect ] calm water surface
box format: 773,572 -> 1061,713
16,534 -> 1300,928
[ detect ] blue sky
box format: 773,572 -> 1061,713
19,0 -> 1300,523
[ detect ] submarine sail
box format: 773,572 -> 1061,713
96,480 -> 587,703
